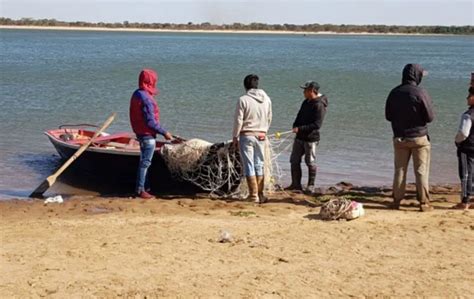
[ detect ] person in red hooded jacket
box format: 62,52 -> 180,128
129,69 -> 173,199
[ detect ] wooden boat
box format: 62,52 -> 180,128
45,126 -> 241,195
45,127 -> 200,194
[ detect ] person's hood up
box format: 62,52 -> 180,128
246,89 -> 269,103
402,64 -> 425,86
139,69 -> 159,96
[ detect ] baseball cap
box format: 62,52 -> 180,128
300,81 -> 320,91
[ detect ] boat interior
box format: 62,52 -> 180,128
46,128 -> 168,151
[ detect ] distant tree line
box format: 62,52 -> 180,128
1,17 -> 473,35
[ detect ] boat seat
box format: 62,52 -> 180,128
93,132 -> 135,142
68,132 -> 135,145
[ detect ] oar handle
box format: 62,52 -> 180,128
172,134 -> 186,142
50,113 -> 116,180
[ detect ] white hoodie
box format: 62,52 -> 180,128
233,88 -> 272,138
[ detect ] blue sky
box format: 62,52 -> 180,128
1,0 -> 473,26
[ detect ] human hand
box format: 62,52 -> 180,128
171,134 -> 186,144
164,132 -> 173,140
232,136 -> 239,149
292,127 -> 299,133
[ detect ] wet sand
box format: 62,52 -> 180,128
1,184 -> 473,297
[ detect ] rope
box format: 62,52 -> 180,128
267,130 -> 293,138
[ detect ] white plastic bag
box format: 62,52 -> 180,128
44,195 -> 64,204
345,201 -> 365,220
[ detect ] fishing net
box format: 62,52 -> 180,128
161,139 -> 241,196
161,131 -> 294,197
319,198 -> 365,220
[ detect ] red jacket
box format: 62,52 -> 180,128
129,69 -> 167,137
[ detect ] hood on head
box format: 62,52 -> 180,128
246,89 -> 269,103
139,69 -> 159,95
402,64 -> 425,85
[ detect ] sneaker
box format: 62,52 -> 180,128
138,191 -> 154,199
420,203 -> 434,212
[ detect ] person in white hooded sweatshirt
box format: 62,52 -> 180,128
233,74 -> 272,203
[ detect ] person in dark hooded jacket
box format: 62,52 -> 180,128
453,86 -> 474,210
385,63 -> 435,212
129,69 -> 173,199
285,81 -> 328,193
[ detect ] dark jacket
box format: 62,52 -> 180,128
293,95 -> 328,142
129,69 -> 167,138
385,64 -> 435,138
457,107 -> 474,153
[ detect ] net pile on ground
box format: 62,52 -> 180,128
161,132 -> 294,197
161,139 -> 242,196
319,198 -> 365,220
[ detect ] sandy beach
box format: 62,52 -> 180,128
1,184 -> 473,297
0,25 -> 449,36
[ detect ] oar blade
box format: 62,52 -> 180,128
28,113 -> 116,198
29,179 -> 52,198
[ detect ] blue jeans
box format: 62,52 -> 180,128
239,135 -> 265,177
136,136 -> 156,193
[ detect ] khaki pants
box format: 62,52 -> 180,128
392,136 -> 431,204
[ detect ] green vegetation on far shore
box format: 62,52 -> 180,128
1,17 -> 473,35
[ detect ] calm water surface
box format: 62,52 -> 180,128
1,29 -> 473,198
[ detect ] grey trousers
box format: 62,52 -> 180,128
290,139 -> 318,167
457,150 -> 474,204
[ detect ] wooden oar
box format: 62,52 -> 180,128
30,113 -> 117,198
171,134 -> 186,143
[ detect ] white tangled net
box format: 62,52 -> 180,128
319,198 -> 365,221
161,131 -> 294,197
